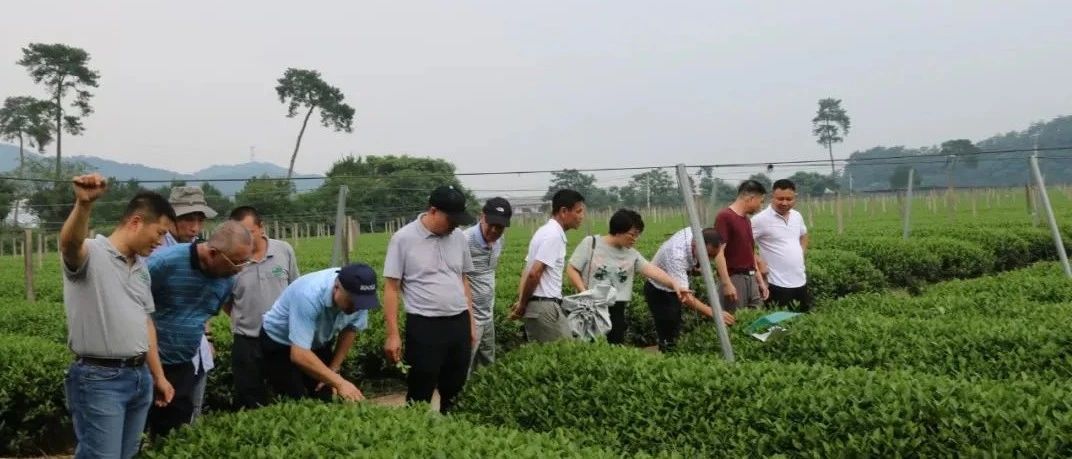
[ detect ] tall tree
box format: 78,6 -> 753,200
747,173 -> 773,193
0,96 -> 53,172
543,169 -> 617,208
235,176 -> 296,219
888,165 -> 922,189
17,43 -> 100,180
275,68 -> 355,180
812,98 -> 851,233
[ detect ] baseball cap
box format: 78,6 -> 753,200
336,263 -> 381,311
482,197 -> 513,227
168,186 -> 218,219
429,185 -> 476,225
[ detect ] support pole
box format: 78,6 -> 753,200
330,186 -> 350,267
24,229 -> 34,302
1029,154 -> 1071,278
903,168 -> 914,240
675,164 -> 734,362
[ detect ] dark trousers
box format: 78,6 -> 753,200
644,282 -> 683,353
232,334 -> 269,409
767,284 -> 814,312
260,329 -> 334,401
147,362 -> 197,438
607,301 -> 628,345
405,311 -> 472,413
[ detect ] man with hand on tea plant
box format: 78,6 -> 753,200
260,263 -> 380,402
713,179 -> 770,312
152,186 -> 221,423
383,185 -> 478,413
751,179 -> 813,312
645,227 -> 736,352
510,189 -> 586,342
222,205 -> 300,408
145,220 -> 253,438
59,173 -> 176,459
465,197 -> 512,373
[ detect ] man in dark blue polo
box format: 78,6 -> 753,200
146,221 -> 253,437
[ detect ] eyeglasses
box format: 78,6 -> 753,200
212,246 -> 253,269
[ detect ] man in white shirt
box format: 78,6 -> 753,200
509,189 -> 586,342
751,179 -> 812,312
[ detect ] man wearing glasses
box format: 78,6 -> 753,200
153,186 -> 222,424
146,220 -> 253,437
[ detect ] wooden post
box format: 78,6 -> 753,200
347,217 -> 355,253
36,231 -> 43,269
24,229 -> 34,302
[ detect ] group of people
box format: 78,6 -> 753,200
59,171 -> 811,458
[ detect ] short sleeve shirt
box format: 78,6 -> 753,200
465,226 -> 502,323
63,236 -> 155,358
715,208 -> 756,272
148,242 -> 236,365
525,219 -> 568,299
569,235 -> 649,302
261,268 -> 369,349
230,238 -> 300,337
751,206 -> 808,288
648,228 -> 697,293
383,215 -> 475,317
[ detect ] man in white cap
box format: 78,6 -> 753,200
155,186 -> 219,422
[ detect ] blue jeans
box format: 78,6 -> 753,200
65,362 -> 153,459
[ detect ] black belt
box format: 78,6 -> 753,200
730,269 -> 756,276
77,353 -> 147,368
529,296 -> 562,304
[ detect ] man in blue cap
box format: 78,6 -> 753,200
259,263 -> 381,402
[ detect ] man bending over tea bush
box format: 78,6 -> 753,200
645,227 -> 736,352
260,264 -> 380,402
60,174 -> 176,459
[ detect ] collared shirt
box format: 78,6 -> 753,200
525,219 -> 568,299
231,238 -> 300,337
715,208 -> 756,272
261,269 -> 368,349
751,206 -> 808,288
63,235 -> 155,358
383,214 -> 475,317
148,242 -> 235,365
465,225 -> 503,323
154,233 -> 214,373
648,228 -> 698,293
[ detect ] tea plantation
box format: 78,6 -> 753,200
2,191 -> 1072,456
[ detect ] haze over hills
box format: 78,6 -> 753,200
0,144 -> 322,195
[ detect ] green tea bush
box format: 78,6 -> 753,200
823,236 -> 942,288
914,227 -> 1032,271
676,303 -> 1072,381
805,249 -> 886,299
456,342 -> 1072,457
0,300 -> 67,343
915,237 -> 996,279
0,334 -> 72,456
145,400 -> 622,458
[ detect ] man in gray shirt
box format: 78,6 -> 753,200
224,206 -> 300,408
60,173 -> 177,459
383,185 -> 476,413
464,197 -> 512,373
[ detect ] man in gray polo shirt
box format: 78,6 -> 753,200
383,185 -> 477,413
464,197 -> 512,373
60,173 -> 177,459
224,205 -> 300,408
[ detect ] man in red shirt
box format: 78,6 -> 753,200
713,180 -> 769,312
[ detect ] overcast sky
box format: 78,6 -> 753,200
1,1 -> 1070,193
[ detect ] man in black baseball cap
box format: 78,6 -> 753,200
259,263 -> 381,403
464,197 -> 512,373
429,185 -> 476,228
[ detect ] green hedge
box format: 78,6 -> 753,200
455,342 -> 1072,457
823,236 -> 942,288
145,400 -> 621,458
676,302 -> 1072,381
0,334 -> 72,456
805,249 -> 886,299
0,300 -> 67,343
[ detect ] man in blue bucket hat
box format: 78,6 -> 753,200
259,263 -> 381,402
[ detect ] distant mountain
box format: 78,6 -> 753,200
0,144 -> 322,196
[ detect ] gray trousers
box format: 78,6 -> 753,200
523,299 -> 570,342
469,320 -> 495,375
721,273 -> 764,313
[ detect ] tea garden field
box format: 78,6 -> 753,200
2,189 -> 1072,456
